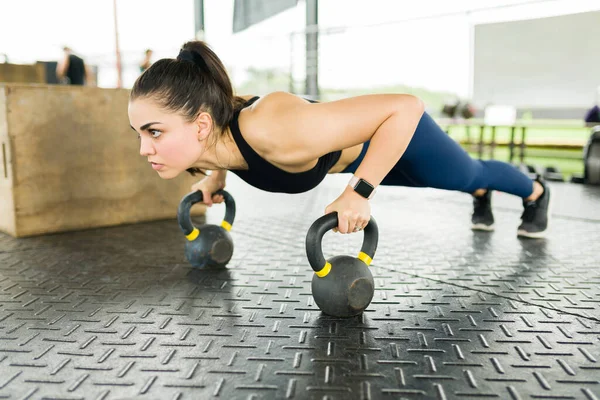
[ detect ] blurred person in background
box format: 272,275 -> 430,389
128,41 -> 551,239
56,46 -> 94,86
585,105 -> 600,123
584,85 -> 600,123
139,49 -> 153,73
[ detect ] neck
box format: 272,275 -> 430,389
191,128 -> 247,171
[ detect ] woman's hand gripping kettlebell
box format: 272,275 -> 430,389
191,173 -> 226,206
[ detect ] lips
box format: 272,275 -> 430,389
150,162 -> 164,171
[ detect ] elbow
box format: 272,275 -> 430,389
415,96 -> 425,115
398,94 -> 424,117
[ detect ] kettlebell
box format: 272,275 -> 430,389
305,212 -> 378,317
177,190 -> 236,268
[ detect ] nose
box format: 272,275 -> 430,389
139,136 -> 156,157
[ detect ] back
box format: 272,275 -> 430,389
66,54 -> 85,85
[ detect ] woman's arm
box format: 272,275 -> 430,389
210,169 -> 227,184
350,98 -> 424,188
265,92 -> 424,179
264,92 -> 425,233
55,53 -> 69,81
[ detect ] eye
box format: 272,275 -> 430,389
148,129 -> 162,139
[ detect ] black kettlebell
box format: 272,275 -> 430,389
305,212 -> 378,317
177,190 -> 236,268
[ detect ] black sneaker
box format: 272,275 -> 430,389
517,179 -> 551,238
471,190 -> 495,231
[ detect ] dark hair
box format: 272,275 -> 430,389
130,40 -> 246,176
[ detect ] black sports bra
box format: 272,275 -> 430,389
228,96 -> 342,194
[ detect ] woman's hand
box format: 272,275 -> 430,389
191,175 -> 226,206
325,186 -> 371,234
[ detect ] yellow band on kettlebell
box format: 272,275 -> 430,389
186,228 -> 200,241
221,220 -> 232,231
315,262 -> 331,278
358,252 -> 372,266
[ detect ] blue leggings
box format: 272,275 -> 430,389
342,112 -> 534,198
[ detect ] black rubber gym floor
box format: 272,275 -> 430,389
0,176 -> 598,400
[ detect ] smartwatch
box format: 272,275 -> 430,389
349,175 -> 376,199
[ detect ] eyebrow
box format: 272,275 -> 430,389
130,121 -> 161,132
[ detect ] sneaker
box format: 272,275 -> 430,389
471,190 -> 495,231
517,178 -> 551,238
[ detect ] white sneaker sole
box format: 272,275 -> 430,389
517,229 -> 547,239
517,187 -> 552,239
472,223 -> 495,231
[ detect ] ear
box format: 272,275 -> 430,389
195,112 -> 213,141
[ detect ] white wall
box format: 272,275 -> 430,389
472,11 -> 600,109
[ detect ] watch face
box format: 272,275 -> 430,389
355,179 -> 374,198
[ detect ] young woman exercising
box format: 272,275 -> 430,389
128,41 -> 551,238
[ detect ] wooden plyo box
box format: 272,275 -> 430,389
0,84 -> 204,237
0,63 -> 45,84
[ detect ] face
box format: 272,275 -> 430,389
128,97 -> 211,179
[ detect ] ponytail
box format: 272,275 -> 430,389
130,40 -> 246,176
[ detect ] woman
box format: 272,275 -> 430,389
128,41 -> 550,238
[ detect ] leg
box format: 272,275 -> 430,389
343,113 -> 536,197
382,112 -> 535,198
381,112 -> 551,237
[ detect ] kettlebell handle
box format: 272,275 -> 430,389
177,190 -> 236,239
305,212 -> 378,278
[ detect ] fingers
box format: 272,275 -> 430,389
190,178 -> 226,207
356,219 -> 369,231
204,193 -> 226,207
337,211 -> 369,234
348,213 -> 360,233
325,207 -> 369,234
337,212 -> 349,234
202,190 -> 213,207
212,194 -> 224,204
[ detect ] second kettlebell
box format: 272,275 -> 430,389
177,190 -> 236,268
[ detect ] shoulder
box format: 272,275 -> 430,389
237,92 -> 313,165
238,92 -> 312,141
244,91 -> 309,114
235,93 -> 304,114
